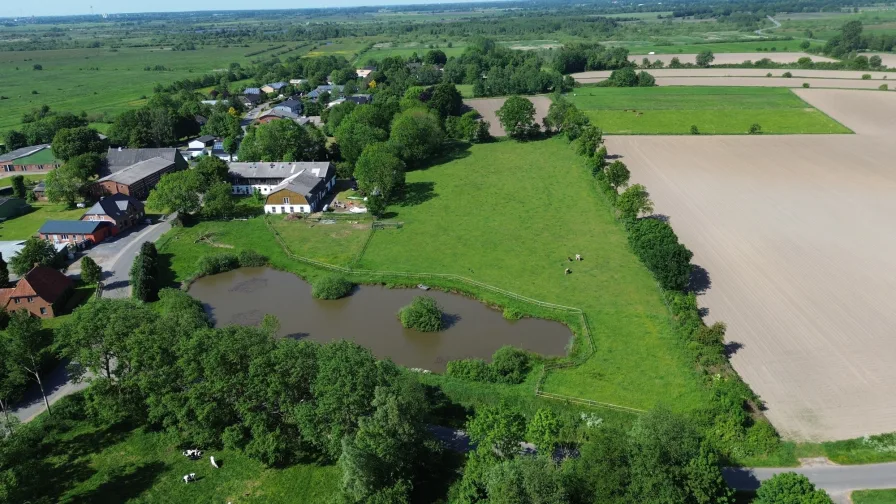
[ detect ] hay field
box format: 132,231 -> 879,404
463,96 -> 551,136
628,52 -> 837,65
605,89 -> 896,441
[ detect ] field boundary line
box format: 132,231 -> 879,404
260,216 -> 645,412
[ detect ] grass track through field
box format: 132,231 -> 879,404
567,86 -> 851,134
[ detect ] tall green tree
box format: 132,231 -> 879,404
9,176 -> 25,199
388,108 -> 444,168
696,50 -> 715,67
616,184 -> 654,221
429,82 -> 463,118
146,170 -> 201,214
576,125 -> 604,158
604,160 -> 631,191
495,96 -> 537,140
335,116 -> 389,170
10,237 -> 60,276
44,164 -> 84,207
79,256 -> 101,285
202,181 -> 235,219
63,152 -> 104,180
194,156 -> 229,186
467,402 -> 526,459
628,218 -> 693,291
527,408 -> 562,454
354,143 -> 406,203
130,241 -> 159,302
50,127 -> 107,161
485,456 -> 568,504
562,426 -> 631,504
754,473 -> 833,504
4,311 -> 52,416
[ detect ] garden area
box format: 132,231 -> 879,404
0,203 -> 85,241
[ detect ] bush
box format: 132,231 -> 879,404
490,346 -> 532,384
880,84 -> 889,91
237,249 -> 267,267
628,218 -> 693,292
195,252 -> 240,277
446,358 -> 494,382
502,307 -> 523,320
689,125 -> 699,135
398,295 -> 443,332
862,74 -> 872,80
802,82 -> 810,88
312,275 -> 354,300
766,72 -> 772,77
782,71 -> 792,78
748,123 -> 762,135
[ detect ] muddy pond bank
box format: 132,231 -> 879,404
188,267 -> 571,371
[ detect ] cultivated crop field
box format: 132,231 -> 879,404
605,89 -> 896,441
566,87 -> 850,134
628,51 -> 837,64
463,96 -> 552,136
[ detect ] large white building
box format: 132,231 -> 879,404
227,161 -> 335,196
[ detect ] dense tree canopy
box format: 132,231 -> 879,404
51,127 -> 107,161
388,108 -> 444,168
354,142 -> 406,202
496,96 -> 537,140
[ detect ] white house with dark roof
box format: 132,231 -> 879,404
263,169 -> 337,214
228,161 -> 335,196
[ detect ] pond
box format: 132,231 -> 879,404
188,267 -> 572,372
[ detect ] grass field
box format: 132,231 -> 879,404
0,43 -> 278,132
0,173 -> 45,187
307,40 -> 370,59
614,40 -> 824,54
268,216 -> 372,266
357,44 -> 467,63
0,203 -> 85,240
566,87 -> 851,134
359,138 -> 707,412
853,490 -> 896,504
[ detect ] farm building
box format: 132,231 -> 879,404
229,161 -> 335,196
94,157 -> 180,200
31,181 -> 47,201
104,147 -> 187,175
0,145 -> 62,173
81,193 -> 145,232
0,197 -> 30,219
39,220 -> 115,246
0,265 -> 73,318
264,169 -> 337,214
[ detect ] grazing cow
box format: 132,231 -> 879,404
183,473 -> 196,483
565,268 -> 571,275
575,254 -> 582,261
210,456 -> 219,469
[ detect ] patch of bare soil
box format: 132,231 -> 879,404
463,96 -> 552,137
573,68 -> 894,80
606,90 -> 896,441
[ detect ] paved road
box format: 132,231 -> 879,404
10,217 -> 173,422
724,463 -> 896,503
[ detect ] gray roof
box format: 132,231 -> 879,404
307,85 -> 344,99
298,116 -> 323,127
0,144 -> 51,163
39,220 -> 109,235
277,99 -> 302,111
193,135 -> 216,144
270,172 -> 327,198
83,193 -> 144,219
99,157 -> 175,185
267,82 -> 288,90
244,87 -> 262,95
228,161 -> 334,181
259,109 -> 299,121
33,181 -> 46,193
105,148 -> 182,173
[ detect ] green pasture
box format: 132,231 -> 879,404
357,44 -> 467,63
616,39 -> 823,54
567,86 -> 851,134
0,203 -> 85,240
306,40 -> 369,59
0,43 -> 276,132
853,490 -> 896,504
359,138 -> 708,412
0,173 -> 45,188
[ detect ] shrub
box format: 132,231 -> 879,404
628,218 -> 693,292
398,295 -> 443,332
766,72 -> 772,77
802,82 -> 810,88
880,84 -> 889,91
237,249 -> 267,267
748,123 -> 762,135
312,275 -> 354,300
195,252 -> 240,277
690,125 -> 699,135
782,71 -> 792,78
490,346 -> 532,384
862,73 -> 872,80
446,358 -> 493,382
743,421 -> 780,456
502,307 -> 523,320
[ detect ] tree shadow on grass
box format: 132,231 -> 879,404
414,140 -> 472,172
398,182 -> 437,208
68,461 -> 167,504
156,252 -> 177,289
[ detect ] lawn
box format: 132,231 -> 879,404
566,87 -> 851,134
853,490 -> 896,504
358,44 -> 467,64
0,173 -> 45,187
359,138 -> 708,412
268,215 -> 372,267
0,43 -> 276,132
25,411 -> 339,504
0,203 -> 85,240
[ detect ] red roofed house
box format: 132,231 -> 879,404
0,265 -> 73,318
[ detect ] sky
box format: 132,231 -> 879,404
1,0 -> 478,18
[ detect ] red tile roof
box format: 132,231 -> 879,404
0,266 -> 72,307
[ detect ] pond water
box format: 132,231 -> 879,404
188,267 -> 571,371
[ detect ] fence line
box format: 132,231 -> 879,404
263,216 -> 646,414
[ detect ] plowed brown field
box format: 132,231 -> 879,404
463,96 -> 551,137
606,89 -> 896,441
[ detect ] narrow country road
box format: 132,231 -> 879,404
755,15 -> 782,36
10,216 -> 174,422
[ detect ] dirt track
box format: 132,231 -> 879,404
463,96 -> 551,137
606,89 -> 896,441
629,52 -> 838,65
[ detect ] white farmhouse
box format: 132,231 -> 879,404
228,161 -> 335,197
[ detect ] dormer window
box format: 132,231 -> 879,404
283,197 -> 290,204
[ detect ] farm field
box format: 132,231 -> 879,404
646,76 -> 892,90
0,43 -> 281,132
357,43 -> 467,63
605,89 -> 896,441
566,87 -> 850,134
573,68 -> 896,79
462,96 -> 551,136
615,40 -> 825,54
359,137 -> 708,412
628,51 -> 837,64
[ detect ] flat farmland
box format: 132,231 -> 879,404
628,52 -> 837,64
605,89 -> 896,441
573,68 -> 895,80
615,40 -> 825,54
463,96 -> 551,136
566,87 -> 850,134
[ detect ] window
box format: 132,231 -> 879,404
289,207 -> 294,213
40,307 -> 47,315
61,234 -> 68,240
13,298 -> 20,304
280,206 -> 286,213
27,297 -> 33,303
282,197 -> 290,204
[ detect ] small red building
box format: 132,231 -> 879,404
0,265 -> 73,318
38,220 -> 114,246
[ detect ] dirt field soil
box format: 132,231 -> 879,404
629,52 -> 838,65
606,89 -> 896,441
463,96 -> 552,137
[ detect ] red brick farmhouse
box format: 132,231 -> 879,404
0,265 -> 73,318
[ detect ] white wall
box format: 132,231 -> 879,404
265,204 -> 311,214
